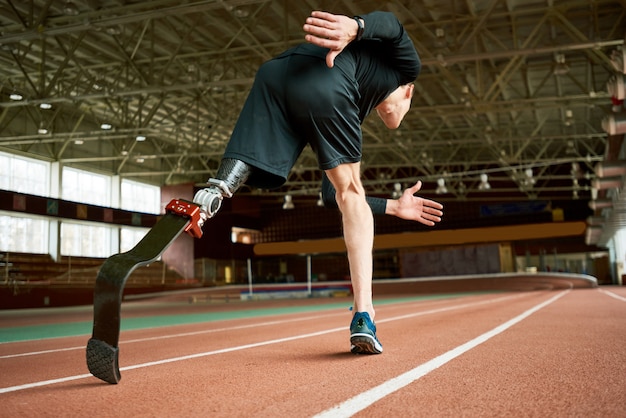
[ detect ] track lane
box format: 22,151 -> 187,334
1,288 -> 624,417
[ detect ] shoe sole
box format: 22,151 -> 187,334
350,333 -> 383,354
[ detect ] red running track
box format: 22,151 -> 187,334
1,282 -> 625,417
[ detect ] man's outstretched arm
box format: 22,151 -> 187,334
321,174 -> 443,226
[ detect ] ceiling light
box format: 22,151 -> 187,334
588,199 -> 613,210
594,161 -> 626,178
282,194 -> 294,210
591,176 -> 623,190
39,103 -> 52,109
602,112 -> 626,135
136,157 -> 145,163
392,182 -> 402,198
9,92 -> 23,101
610,47 -> 626,74
435,178 -> 448,194
553,53 -> 570,76
522,168 -> 535,187
74,139 -> 84,145
135,135 -> 146,141
607,74 -> 625,100
38,126 -> 49,134
316,192 -> 324,207
457,182 -> 467,196
478,173 -> 491,190
63,1 -> 79,16
100,123 -> 112,130
106,25 -> 122,36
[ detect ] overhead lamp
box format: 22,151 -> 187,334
591,176 -> 623,190
63,1 -> 79,16
553,53 -> 569,76
594,161 -> 626,178
434,28 -> 446,49
435,178 -> 448,194
316,192 -> 324,207
135,135 -> 146,141
74,139 -> 84,145
588,199 -> 613,210
478,173 -> 491,190
602,113 -> 626,135
100,123 -> 112,130
9,92 -> 23,101
37,124 -> 49,134
607,74 -> 625,100
523,168 -> 535,187
457,182 -> 467,196
391,182 -> 402,199
282,194 -> 294,210
40,103 -> 52,109
564,109 -> 574,126
610,47 -> 626,74
106,25 -> 122,36
566,141 -> 577,155
135,157 -> 145,163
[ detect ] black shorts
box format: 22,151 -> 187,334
223,50 -> 362,189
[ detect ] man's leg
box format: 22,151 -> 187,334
193,158 -> 253,217
325,162 -> 382,354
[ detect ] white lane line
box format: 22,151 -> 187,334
1,293 -> 522,359
0,312 -> 341,359
0,292 -> 526,394
313,289 -> 570,418
598,288 -> 626,302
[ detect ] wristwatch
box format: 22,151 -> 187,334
353,16 -> 364,41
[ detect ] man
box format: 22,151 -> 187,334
193,11 -> 444,354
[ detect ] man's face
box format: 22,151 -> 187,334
375,83 -> 415,129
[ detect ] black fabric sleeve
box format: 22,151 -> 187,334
359,11 -> 421,83
321,174 -> 387,215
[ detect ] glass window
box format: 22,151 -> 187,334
60,222 -> 111,257
0,213 -> 48,253
62,167 -> 111,206
120,227 -> 150,253
121,179 -> 161,214
0,152 -> 50,197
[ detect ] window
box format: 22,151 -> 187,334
0,213 -> 48,253
60,222 -> 111,257
0,152 -> 50,197
120,227 -> 150,253
121,179 -> 161,214
62,167 -> 111,206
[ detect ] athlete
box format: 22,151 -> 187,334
194,11 -> 444,354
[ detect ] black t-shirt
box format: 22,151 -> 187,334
222,11 -> 420,189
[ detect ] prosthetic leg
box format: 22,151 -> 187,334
86,159 -> 252,384
193,158 -> 252,218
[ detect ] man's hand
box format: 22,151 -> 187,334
303,11 -> 359,68
386,181 -> 444,226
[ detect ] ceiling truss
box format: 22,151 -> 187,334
0,0 -> 624,203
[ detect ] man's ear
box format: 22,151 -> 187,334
405,83 -> 415,99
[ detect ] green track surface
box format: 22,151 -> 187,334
0,293 -> 478,343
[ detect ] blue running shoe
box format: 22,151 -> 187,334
350,312 -> 383,354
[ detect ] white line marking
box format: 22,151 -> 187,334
598,288 -> 626,302
0,292 -> 526,394
313,289 -> 570,418
0,293 -> 521,359
0,312 -> 340,359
